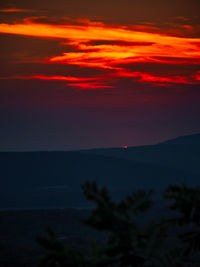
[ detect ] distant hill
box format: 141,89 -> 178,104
81,133 -> 200,175
0,133 -> 199,209
161,133 -> 200,145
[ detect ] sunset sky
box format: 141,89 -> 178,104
0,0 -> 200,150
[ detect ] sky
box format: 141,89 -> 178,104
0,0 -> 200,150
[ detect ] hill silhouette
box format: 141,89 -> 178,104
0,133 -> 200,209
81,133 -> 200,175
161,133 -> 200,145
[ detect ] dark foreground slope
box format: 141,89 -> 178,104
0,209 -> 94,267
0,148 -> 199,209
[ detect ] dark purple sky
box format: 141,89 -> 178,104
0,0 -> 200,150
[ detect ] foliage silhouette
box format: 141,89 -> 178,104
37,182 -> 200,266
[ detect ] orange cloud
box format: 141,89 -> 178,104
0,19 -> 199,51
0,18 -> 200,88
47,39 -> 200,70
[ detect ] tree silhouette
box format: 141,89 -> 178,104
163,185 -> 200,264
37,182 -> 200,266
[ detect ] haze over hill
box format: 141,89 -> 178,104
0,133 -> 200,209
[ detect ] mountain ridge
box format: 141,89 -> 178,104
0,133 -> 199,209
81,133 -> 200,175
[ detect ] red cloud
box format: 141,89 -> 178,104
67,82 -> 114,89
193,71 -> 200,81
16,75 -> 98,82
2,70 -> 199,89
115,70 -> 200,86
0,8 -> 38,13
0,75 -> 114,90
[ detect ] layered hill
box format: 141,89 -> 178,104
0,133 -> 199,209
